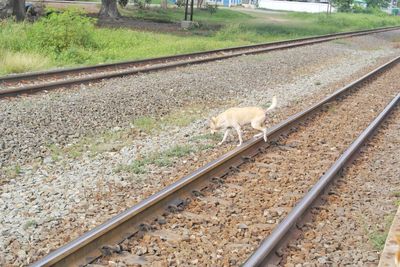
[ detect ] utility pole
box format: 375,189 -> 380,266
182,0 -> 194,28
184,0 -> 194,21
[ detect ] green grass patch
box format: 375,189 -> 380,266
190,132 -> 222,142
161,106 -> 205,127
23,220 -> 38,230
369,231 -> 388,251
121,7 -> 252,24
115,144 -> 194,174
365,214 -> 395,251
4,164 -> 22,179
132,116 -> 158,133
163,144 -> 194,157
1,8 -> 400,75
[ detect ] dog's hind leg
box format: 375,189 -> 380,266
218,129 -> 230,146
251,118 -> 268,142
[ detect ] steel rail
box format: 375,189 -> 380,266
30,56 -> 400,267
2,26 -> 399,98
242,94 -> 400,267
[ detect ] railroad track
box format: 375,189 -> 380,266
31,56 -> 400,266
1,26 -> 400,99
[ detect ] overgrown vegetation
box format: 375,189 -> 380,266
115,144 -> 195,174
1,8 -> 399,74
365,214 -> 395,251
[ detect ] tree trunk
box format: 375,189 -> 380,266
0,0 -> 14,19
12,0 -> 25,21
160,0 -> 167,9
99,0 -> 120,19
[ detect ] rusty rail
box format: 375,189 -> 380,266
2,26 -> 400,98
30,56 -> 400,266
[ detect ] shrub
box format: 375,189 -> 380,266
175,0 -> 185,7
27,9 -> 97,54
205,3 -> 218,15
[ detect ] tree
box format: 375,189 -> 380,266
12,0 -> 25,20
331,0 -> 353,11
99,0 -> 120,19
0,0 -> 25,20
365,0 -> 390,8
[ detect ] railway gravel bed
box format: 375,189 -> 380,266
1,32 -> 400,266
281,107 -> 400,266
1,31 -> 400,169
90,63 -> 399,266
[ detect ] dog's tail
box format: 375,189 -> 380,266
266,96 -> 277,113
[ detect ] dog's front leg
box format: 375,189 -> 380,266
234,125 -> 243,146
218,129 -> 230,145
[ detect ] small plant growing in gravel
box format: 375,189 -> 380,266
132,116 -> 158,134
153,156 -> 172,167
190,133 -> 222,142
23,220 -> 38,230
198,143 -> 215,151
164,145 -> 194,157
5,164 -> 22,178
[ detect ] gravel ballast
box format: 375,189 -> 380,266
1,31 -> 400,266
283,106 -> 400,267
94,64 -> 400,266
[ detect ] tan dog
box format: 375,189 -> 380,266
210,96 -> 277,146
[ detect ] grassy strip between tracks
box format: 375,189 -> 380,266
1,7 -> 400,75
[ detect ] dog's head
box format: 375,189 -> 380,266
210,117 -> 219,134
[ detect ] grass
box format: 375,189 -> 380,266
190,132 -> 223,142
161,105 -> 205,127
132,116 -> 158,133
23,220 -> 38,230
1,8 -> 400,75
365,214 -> 395,251
4,164 -> 22,179
115,144 -> 195,174
0,50 -> 50,74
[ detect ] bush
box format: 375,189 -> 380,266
205,3 -> 218,15
175,0 -> 185,7
27,9 -> 97,54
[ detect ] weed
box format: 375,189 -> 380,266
0,50 -> 49,74
164,145 -> 194,157
128,160 -> 148,174
23,220 -> 38,230
153,156 -> 172,167
116,144 -> 194,174
198,143 -> 215,151
369,231 -> 387,250
365,214 -> 395,251
48,144 -> 63,161
190,133 -> 222,142
5,164 -> 22,178
132,116 -> 158,133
